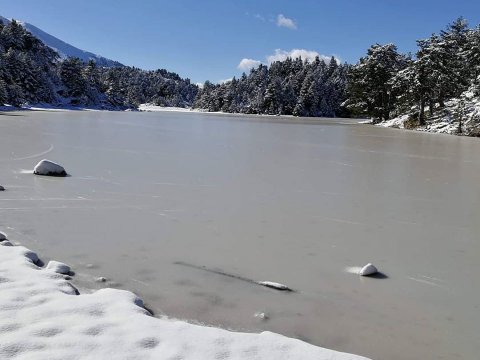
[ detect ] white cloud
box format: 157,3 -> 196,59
237,58 -> 262,71
266,49 -> 336,64
237,50 -> 339,73
218,78 -> 233,85
276,14 -> 297,30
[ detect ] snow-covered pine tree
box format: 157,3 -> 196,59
346,44 -> 408,122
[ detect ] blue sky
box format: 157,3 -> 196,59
2,0 -> 480,84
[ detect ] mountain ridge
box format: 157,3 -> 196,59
0,15 -> 122,67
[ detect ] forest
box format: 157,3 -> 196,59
1,17 -> 479,134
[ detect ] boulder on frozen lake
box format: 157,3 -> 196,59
46,260 -> 71,275
33,159 -> 67,177
0,231 -> 7,241
0,240 -> 13,246
0,185 -> 4,191
359,263 -> 378,276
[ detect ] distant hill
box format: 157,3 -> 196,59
0,16 -> 122,67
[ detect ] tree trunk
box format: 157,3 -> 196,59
418,97 -> 426,126
429,99 -> 434,116
439,92 -> 445,108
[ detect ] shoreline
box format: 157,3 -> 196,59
5,102 -> 479,138
0,236 -> 369,360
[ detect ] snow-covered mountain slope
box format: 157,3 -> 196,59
0,16 -> 122,67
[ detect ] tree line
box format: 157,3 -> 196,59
0,19 -> 197,109
193,57 -> 350,117
1,16 -> 479,128
346,18 -> 480,125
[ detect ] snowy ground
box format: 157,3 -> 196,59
138,104 -> 198,113
377,92 -> 480,136
0,240 -> 369,360
0,104 -> 104,112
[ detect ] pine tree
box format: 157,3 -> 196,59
347,44 -> 408,122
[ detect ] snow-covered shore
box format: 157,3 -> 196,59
374,92 -> 480,136
0,240 -> 369,360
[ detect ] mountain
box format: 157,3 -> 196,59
0,16 -> 122,67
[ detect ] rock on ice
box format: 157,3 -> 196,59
359,263 -> 378,276
0,231 -> 7,241
257,281 -> 293,291
46,260 -> 71,274
0,185 -> 4,191
33,159 -> 67,177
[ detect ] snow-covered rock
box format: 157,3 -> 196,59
0,231 -> 7,241
46,260 -> 71,274
96,276 -> 107,283
257,281 -> 293,291
0,242 -> 370,360
33,159 -> 67,177
0,185 -> 4,191
359,263 -> 378,276
0,240 -> 13,246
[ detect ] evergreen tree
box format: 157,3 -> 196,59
346,44 -> 408,122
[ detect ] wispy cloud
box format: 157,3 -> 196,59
276,14 -> 297,30
254,13 -> 266,22
238,58 -> 263,71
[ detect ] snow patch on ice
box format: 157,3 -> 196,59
357,119 -> 373,124
254,312 -> 269,320
0,243 -> 370,360
344,266 -> 362,275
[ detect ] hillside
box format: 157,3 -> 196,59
0,18 -> 198,109
0,16 -> 121,67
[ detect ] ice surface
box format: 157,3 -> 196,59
33,159 -> 67,177
0,243 -> 369,360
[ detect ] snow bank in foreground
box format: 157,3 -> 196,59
0,243 -> 370,360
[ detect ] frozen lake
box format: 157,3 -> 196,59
1,110 -> 479,360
